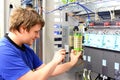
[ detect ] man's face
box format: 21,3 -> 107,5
22,24 -> 42,45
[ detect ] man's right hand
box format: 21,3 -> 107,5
52,49 -> 66,64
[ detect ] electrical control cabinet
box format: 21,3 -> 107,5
102,51 -> 115,78
82,4 -> 120,77
84,46 -> 120,79
43,0 -> 120,80
84,47 -> 103,74
83,28 -> 120,79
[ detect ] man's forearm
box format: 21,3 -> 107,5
51,62 -> 75,76
34,61 -> 59,80
19,61 -> 59,80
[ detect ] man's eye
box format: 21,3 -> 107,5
35,31 -> 40,34
35,31 -> 38,33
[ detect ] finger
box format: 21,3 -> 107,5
71,49 -> 74,53
77,51 -> 82,57
61,52 -> 66,55
59,49 -> 66,52
62,55 -> 66,62
59,49 -> 66,55
71,49 -> 77,55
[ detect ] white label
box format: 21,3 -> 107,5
64,45 -> 69,52
114,62 -> 119,70
83,55 -> 86,61
102,59 -> 107,66
88,56 -> 91,62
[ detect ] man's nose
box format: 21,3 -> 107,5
36,33 -> 40,38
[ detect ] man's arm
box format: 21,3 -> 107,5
18,60 -> 59,80
18,49 -> 66,80
51,50 -> 81,76
50,61 -> 75,76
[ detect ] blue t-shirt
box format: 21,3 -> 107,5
0,35 -> 43,80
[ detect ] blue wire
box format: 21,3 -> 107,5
21,0 -> 93,20
45,2 -> 94,20
71,2 -> 93,20
21,0 -> 32,5
75,2 -> 93,13
75,2 -> 91,20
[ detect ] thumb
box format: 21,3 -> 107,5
71,49 -> 76,55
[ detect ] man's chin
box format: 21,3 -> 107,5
26,43 -> 33,46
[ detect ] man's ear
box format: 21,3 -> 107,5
19,26 -> 26,33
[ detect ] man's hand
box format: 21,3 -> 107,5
52,49 -> 66,64
70,49 -> 82,66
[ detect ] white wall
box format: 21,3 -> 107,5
0,0 -> 5,38
4,0 -> 21,33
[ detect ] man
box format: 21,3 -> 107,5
0,7 -> 81,80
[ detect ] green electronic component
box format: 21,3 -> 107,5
62,0 -> 76,4
62,0 -> 68,4
73,33 -> 83,55
68,0 -> 76,2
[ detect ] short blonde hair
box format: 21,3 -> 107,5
9,7 -> 45,32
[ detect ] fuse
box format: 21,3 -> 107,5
74,33 -> 83,52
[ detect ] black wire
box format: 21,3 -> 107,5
90,75 -> 92,80
95,74 -> 100,80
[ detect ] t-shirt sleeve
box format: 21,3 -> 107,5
0,47 -> 31,80
24,44 -> 43,69
33,54 -> 43,69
